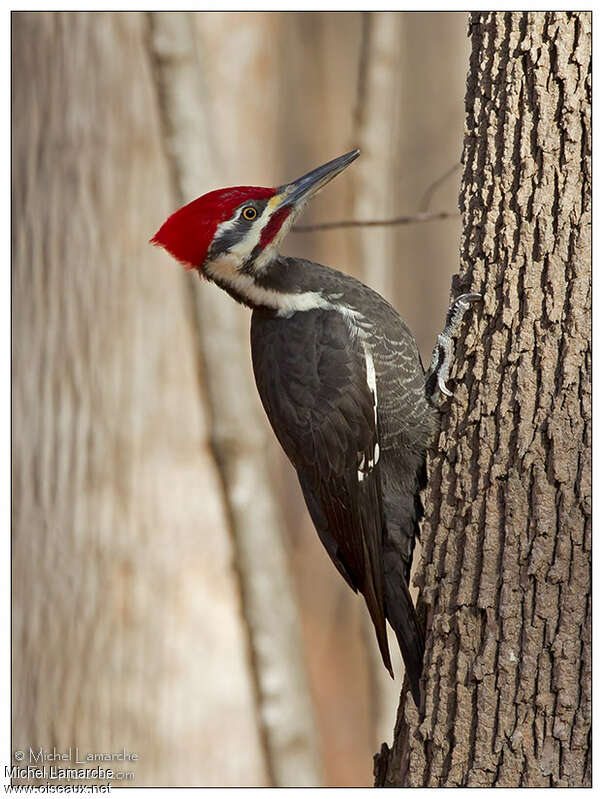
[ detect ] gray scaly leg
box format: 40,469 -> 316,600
425,293 -> 481,402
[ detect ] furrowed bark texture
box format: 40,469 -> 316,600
376,11 -> 591,787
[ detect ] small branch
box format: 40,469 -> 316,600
292,210 -> 459,233
419,162 -> 461,211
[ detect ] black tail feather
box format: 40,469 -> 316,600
384,555 -> 425,707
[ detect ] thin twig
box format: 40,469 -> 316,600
419,162 -> 461,211
292,210 -> 459,233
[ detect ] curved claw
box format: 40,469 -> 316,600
426,291 -> 482,403
438,375 -> 453,397
456,292 -> 482,304
446,292 -> 483,328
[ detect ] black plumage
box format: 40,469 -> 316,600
152,151 -> 450,708
251,257 -> 437,706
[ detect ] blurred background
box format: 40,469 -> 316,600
12,11 -> 469,788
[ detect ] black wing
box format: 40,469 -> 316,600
251,307 -> 393,676
365,325 -> 434,585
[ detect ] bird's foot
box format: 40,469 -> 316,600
425,293 -> 481,402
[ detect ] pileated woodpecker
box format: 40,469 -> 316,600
152,150 -> 478,707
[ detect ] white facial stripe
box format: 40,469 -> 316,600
254,197 -> 310,271
211,191 -> 304,275
213,214 -> 239,238
212,201 -> 274,263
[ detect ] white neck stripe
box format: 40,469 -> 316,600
204,258 -> 369,324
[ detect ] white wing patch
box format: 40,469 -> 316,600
358,342 -> 380,483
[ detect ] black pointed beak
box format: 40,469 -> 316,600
274,149 -> 360,211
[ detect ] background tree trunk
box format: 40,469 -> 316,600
12,10 -> 494,787
376,11 -> 591,787
350,10 -> 407,748
148,12 -> 322,787
12,12 -> 270,786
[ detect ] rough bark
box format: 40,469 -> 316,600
350,13 -> 470,751
147,12 -> 322,787
376,11 -> 591,787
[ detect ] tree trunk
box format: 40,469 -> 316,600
350,12 -> 470,751
349,10 -> 406,749
12,11 -> 269,786
376,11 -> 591,787
148,12 -> 323,787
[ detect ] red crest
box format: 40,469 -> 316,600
151,186 -> 276,269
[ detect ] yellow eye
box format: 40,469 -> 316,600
242,206 -> 257,221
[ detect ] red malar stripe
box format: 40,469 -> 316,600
260,207 -> 291,248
